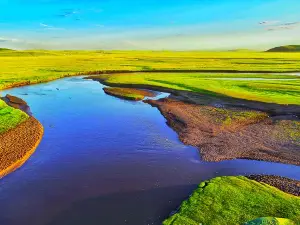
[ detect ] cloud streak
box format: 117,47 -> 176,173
259,21 -> 280,26
259,20 -> 300,31
40,23 -> 65,30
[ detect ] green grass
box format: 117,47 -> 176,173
93,72 -> 300,105
1,50 -> 300,91
0,99 -> 29,134
244,217 -> 295,225
103,87 -> 147,100
163,176 -> 300,225
213,108 -> 268,127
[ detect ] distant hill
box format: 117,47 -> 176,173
0,48 -> 13,51
266,45 -> 300,52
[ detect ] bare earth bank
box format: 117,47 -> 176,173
0,96 -> 43,178
145,98 -> 300,166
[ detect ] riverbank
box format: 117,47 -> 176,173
146,98 -> 300,166
89,74 -> 300,165
163,176 -> 300,225
87,72 -> 300,106
247,175 -> 300,196
0,96 -> 44,178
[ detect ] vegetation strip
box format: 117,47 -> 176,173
88,73 -> 300,105
163,176 -> 300,225
103,87 -> 156,101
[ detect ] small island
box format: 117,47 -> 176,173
103,87 -> 156,101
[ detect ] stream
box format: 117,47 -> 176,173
0,76 -> 299,225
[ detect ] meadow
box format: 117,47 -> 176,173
1,48 -> 300,92
163,176 -> 300,225
93,72 -> 300,105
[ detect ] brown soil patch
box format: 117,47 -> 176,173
145,98 -> 300,165
0,117 -> 44,178
1,94 -> 31,114
248,175 -> 300,196
103,87 -> 156,101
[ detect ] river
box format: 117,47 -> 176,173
0,76 -> 299,225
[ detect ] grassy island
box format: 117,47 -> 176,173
163,176 -> 300,225
103,87 -> 155,101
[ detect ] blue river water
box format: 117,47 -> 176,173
0,76 -> 299,225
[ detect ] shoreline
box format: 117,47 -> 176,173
0,96 -> 44,179
88,76 -> 300,116
247,175 -> 300,196
0,117 -> 44,178
0,118 -> 44,178
89,77 -> 300,166
145,98 -> 300,166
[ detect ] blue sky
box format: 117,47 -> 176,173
1,0 -> 300,50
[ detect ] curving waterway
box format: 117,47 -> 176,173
0,76 -> 299,225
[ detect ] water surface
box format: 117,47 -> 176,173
0,77 -> 299,225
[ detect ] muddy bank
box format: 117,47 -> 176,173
103,87 -> 156,101
248,175 -> 300,196
145,98 -> 300,166
0,95 -> 43,178
0,117 -> 43,178
1,94 -> 31,115
88,76 -> 300,117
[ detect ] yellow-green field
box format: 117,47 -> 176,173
1,49 -> 300,89
1,49 -> 300,105
92,73 -> 300,105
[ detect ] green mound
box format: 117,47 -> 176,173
244,217 -> 295,225
266,45 -> 300,52
163,176 -> 300,225
0,48 -> 13,51
0,99 -> 29,134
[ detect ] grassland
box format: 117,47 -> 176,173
92,72 -> 300,105
163,176 -> 300,225
1,49 -> 300,92
0,99 -> 29,134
